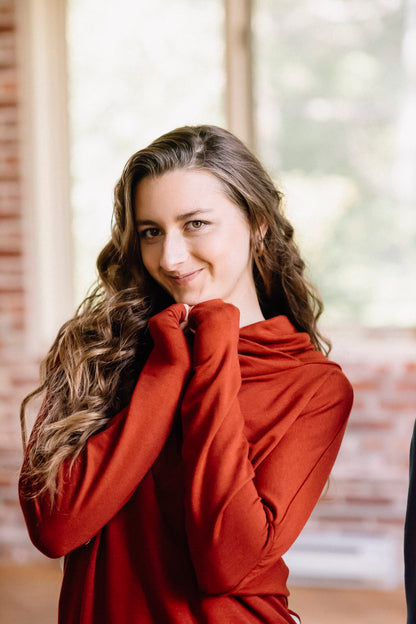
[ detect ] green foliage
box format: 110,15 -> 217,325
254,0 -> 415,326
68,0 -> 415,326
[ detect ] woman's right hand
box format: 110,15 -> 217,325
148,304 -> 192,366
20,302 -> 193,559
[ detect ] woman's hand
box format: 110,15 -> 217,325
148,304 -> 192,366
184,300 -> 240,368
188,299 -> 240,334
20,302 -> 194,558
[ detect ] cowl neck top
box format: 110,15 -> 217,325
20,302 -> 353,624
239,314 -> 330,374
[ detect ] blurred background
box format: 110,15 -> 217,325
1,0 -> 415,621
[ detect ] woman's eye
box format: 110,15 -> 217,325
139,228 -> 160,240
187,220 -> 206,231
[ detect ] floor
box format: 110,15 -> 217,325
0,562 -> 407,623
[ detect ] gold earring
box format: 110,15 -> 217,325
255,238 -> 265,258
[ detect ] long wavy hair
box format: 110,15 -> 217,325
20,124 -> 329,501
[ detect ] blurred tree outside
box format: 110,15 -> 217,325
253,0 -> 416,326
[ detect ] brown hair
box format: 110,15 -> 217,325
20,124 -> 328,501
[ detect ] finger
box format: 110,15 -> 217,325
183,304 -> 190,323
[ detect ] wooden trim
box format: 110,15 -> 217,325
15,0 -> 74,354
225,0 -> 254,149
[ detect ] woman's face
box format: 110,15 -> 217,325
134,169 -> 260,313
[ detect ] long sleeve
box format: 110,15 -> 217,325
180,300 -> 353,596
19,304 -> 191,558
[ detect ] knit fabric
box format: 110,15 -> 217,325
20,300 -> 353,623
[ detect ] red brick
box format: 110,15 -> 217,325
0,68 -> 17,105
0,106 -> 17,143
0,144 -> 18,178
0,8 -> 14,34
344,496 -> 393,506
317,514 -> 367,524
362,439 -> 384,452
0,31 -> 15,67
0,249 -> 21,259
0,179 -> 18,197
351,379 -> 382,391
348,399 -> 366,411
396,380 -> 416,392
0,276 -> 22,291
347,420 -> 393,431
0,290 -> 23,307
376,517 -> 407,527
0,230 -> 21,254
380,400 -> 416,411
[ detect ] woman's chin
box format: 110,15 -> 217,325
172,293 -> 210,307
175,297 -> 202,307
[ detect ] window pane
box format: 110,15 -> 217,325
67,0 -> 225,302
253,0 -> 416,326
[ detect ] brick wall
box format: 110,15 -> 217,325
313,327 -> 415,535
293,326 -> 416,587
0,0 -> 415,586
0,0 -> 41,561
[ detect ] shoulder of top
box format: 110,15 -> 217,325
321,366 -> 354,408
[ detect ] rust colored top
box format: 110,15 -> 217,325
19,300 -> 353,624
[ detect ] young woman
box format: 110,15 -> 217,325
19,125 -> 353,624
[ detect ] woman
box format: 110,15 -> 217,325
19,125 -> 353,624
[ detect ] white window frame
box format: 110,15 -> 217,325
16,0 -> 74,355
225,0 -> 254,149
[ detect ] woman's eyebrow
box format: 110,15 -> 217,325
135,218 -> 159,226
136,209 -> 212,226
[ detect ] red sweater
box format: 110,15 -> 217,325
19,300 -> 353,624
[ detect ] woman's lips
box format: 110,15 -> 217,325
167,269 -> 203,286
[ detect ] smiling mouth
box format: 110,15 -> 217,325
167,269 -> 203,285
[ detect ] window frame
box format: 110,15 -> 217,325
16,0 -> 74,354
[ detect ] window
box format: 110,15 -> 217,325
68,0 -> 415,325
67,0 -> 225,302
253,0 -> 416,325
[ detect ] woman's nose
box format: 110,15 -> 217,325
159,231 -> 189,271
